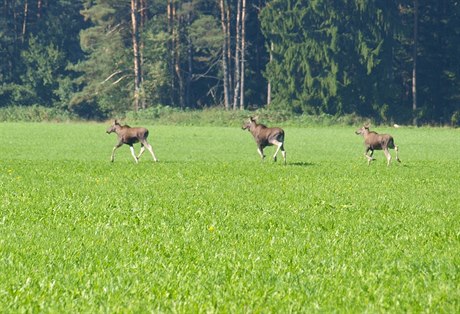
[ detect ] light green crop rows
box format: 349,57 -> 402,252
0,123 -> 459,312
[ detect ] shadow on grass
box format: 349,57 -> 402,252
287,161 -> 315,167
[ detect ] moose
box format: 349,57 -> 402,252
106,120 -> 158,163
355,124 -> 401,166
242,116 -> 286,164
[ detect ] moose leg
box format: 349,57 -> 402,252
271,140 -> 286,164
129,145 -> 139,164
365,148 -> 374,165
139,140 -> 158,162
145,143 -> 158,162
395,145 -> 401,163
257,146 -> 265,160
281,149 -> 286,165
383,148 -> 392,166
271,140 -> 282,162
111,143 -> 123,162
137,144 -> 146,160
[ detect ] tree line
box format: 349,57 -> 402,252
1,0 -> 459,124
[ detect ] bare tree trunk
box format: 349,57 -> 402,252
22,0 -> 28,43
167,1 -> 185,109
186,1 -> 192,108
219,0 -> 230,110
233,0 -> 241,110
140,0 -> 147,23
239,0 -> 246,110
37,0 -> 42,18
174,10 -> 184,109
226,3 -> 232,103
267,41 -> 273,106
167,0 -> 175,106
412,0 -> 418,125
12,0 -> 19,44
130,0 -> 141,112
139,0 -> 147,109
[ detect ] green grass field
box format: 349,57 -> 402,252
1,122 -> 459,312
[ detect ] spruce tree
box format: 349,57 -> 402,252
261,0 -> 396,117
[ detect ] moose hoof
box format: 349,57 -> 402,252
274,156 -> 277,162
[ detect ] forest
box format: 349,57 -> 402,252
1,0 -> 459,125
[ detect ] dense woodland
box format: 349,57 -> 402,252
1,0 -> 460,124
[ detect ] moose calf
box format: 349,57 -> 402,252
242,116 -> 286,164
106,120 -> 158,163
355,124 -> 401,166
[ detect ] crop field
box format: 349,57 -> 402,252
0,122 -> 459,312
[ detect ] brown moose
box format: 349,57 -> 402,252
242,116 -> 286,164
106,120 -> 158,163
355,124 -> 401,166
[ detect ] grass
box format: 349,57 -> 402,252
0,122 -> 459,312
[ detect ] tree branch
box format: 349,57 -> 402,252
101,70 -> 123,84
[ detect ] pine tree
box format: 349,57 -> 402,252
70,0 -> 132,116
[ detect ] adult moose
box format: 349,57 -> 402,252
242,116 -> 286,164
106,120 -> 158,163
355,124 -> 401,166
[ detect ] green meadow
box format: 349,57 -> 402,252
0,122 -> 459,312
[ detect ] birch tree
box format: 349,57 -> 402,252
130,0 -> 142,112
232,0 -> 241,110
219,0 -> 230,109
412,0 -> 418,125
239,0 -> 246,110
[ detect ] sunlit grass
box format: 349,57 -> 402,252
0,123 -> 459,312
